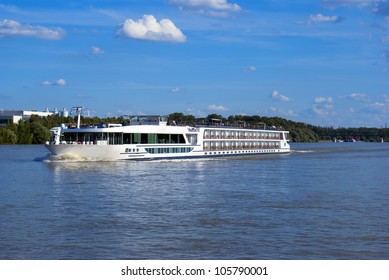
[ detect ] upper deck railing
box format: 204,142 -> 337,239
190,118 -> 284,131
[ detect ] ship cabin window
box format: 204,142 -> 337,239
62,132 -> 108,144
63,132 -> 186,145
123,133 -> 186,144
145,147 -> 193,154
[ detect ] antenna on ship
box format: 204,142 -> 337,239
72,106 -> 84,128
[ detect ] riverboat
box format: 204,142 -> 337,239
45,108 -> 290,161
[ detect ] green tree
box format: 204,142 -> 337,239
168,112 -> 196,125
168,112 -> 186,125
17,120 -> 32,144
0,127 -> 18,144
207,113 -> 224,120
31,122 -> 51,144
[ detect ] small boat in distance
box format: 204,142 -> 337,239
45,107 -> 290,161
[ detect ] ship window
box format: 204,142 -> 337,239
170,134 -> 185,144
157,134 -> 169,143
123,134 -> 132,144
132,133 -> 141,144
157,134 -> 185,144
141,134 -> 148,143
145,147 -> 193,154
148,134 -> 157,144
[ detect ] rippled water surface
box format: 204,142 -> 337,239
0,143 -> 388,259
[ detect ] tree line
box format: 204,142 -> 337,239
0,112 -> 388,144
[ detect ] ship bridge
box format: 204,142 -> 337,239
127,115 -> 168,126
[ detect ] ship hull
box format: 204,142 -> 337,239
45,143 -> 290,161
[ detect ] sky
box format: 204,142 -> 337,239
1,0 -> 389,127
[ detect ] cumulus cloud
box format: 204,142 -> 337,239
208,104 -> 229,111
0,19 -> 65,40
40,81 -> 52,86
186,107 -> 207,117
243,66 -> 257,72
170,86 -> 181,93
55,79 -> 66,86
90,46 -> 104,55
312,104 -> 332,117
271,90 -> 291,102
40,79 -> 67,86
322,0 -> 377,8
322,0 -> 388,15
270,107 -> 298,117
308,13 -> 344,24
312,96 -> 335,117
368,102 -> 386,109
346,97 -> 389,126
359,101 -> 389,116
369,0 -> 389,16
116,15 -> 186,43
315,96 -> 333,103
169,0 -> 241,11
346,93 -> 369,100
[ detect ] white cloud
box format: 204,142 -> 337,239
271,90 -> 291,102
370,102 -> 385,107
169,0 -> 241,11
311,96 -> 335,117
116,15 -> 186,43
40,79 -> 67,86
315,96 -> 333,103
243,66 -> 257,72
40,81 -> 51,86
0,19 -> 65,40
322,0 -> 388,16
55,79 -> 66,86
270,107 -> 298,117
347,93 -> 369,100
90,46 -> 104,55
186,107 -> 207,117
364,102 -> 389,113
308,13 -> 344,24
208,104 -> 229,111
322,0 -> 377,8
312,104 -> 331,116
170,86 -> 181,93
200,10 -> 231,17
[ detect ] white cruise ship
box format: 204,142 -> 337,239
45,110 -> 290,161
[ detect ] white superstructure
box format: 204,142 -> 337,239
45,112 -> 290,161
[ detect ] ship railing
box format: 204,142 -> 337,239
196,124 -> 284,131
203,135 -> 283,140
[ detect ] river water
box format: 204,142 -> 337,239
0,143 -> 388,259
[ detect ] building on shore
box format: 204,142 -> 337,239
0,108 -> 69,126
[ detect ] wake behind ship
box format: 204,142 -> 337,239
45,109 -> 290,161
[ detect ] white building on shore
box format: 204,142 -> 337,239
0,108 -> 69,126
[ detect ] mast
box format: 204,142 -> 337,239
72,106 -> 83,128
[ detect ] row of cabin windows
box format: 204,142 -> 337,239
203,130 -> 283,140
123,133 -> 185,144
61,132 -> 186,145
145,147 -> 193,154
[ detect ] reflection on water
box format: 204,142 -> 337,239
1,143 -> 389,259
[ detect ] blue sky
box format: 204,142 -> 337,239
1,0 -> 389,127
